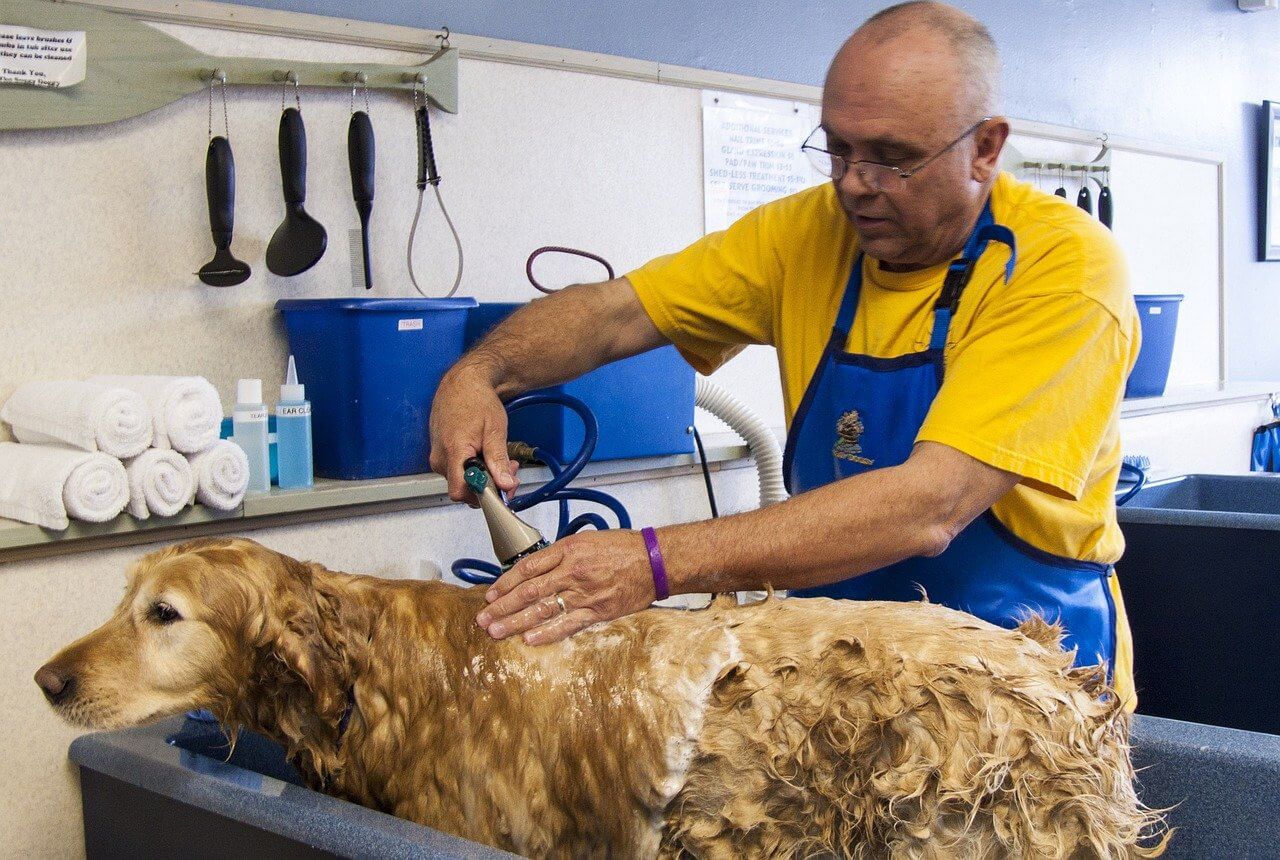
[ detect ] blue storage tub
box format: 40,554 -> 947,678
466,303 -> 695,462
68,713 -> 1280,858
1124,294 -> 1183,399
276,298 -> 477,480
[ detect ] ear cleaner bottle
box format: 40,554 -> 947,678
233,378 -> 271,494
275,356 -> 314,490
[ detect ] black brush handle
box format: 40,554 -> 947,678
279,107 -> 307,204
206,136 -> 235,248
348,110 -> 375,214
1054,186 -> 1067,198
1077,183 -> 1093,215
416,105 -> 440,189
1099,186 -> 1113,229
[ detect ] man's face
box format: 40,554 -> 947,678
820,30 -> 1001,269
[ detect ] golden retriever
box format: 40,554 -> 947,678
36,537 -> 1166,857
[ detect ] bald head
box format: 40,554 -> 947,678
817,2 -> 1009,270
840,1 -> 1000,117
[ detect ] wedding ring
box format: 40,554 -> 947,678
554,593 -> 567,614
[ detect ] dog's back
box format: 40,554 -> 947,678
362,584 -> 1162,857
35,538 -> 1163,858
659,597 -> 1163,857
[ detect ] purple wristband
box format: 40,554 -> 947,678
641,527 -> 670,601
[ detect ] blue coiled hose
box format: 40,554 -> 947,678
1116,459 -> 1148,507
451,393 -> 631,584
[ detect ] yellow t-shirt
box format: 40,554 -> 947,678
628,171 -> 1139,706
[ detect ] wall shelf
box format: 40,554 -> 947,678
1121,382 -> 1280,417
0,438 -> 753,564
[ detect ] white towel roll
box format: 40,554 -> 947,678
0,442 -> 129,530
1,381 -> 153,459
186,440 -> 249,511
89,376 -> 223,454
124,448 -> 194,520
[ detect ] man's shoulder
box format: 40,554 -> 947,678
994,173 -> 1134,329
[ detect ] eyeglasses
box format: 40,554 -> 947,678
802,118 -> 991,191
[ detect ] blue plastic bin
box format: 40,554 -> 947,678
1124,294 -> 1183,399
276,298 -> 477,480
466,303 -> 695,462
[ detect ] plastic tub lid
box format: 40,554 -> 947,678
276,297 -> 477,312
1133,294 -> 1184,302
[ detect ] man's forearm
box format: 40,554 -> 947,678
456,278 -> 665,399
662,442 -> 1018,594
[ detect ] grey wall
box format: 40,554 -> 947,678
227,0 -> 1280,379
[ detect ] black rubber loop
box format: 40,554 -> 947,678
526,246 -> 616,294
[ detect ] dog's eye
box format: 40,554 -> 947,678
150,602 -> 182,625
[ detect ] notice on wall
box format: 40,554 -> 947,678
0,24 -> 87,89
702,90 -> 823,234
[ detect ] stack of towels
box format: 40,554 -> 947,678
0,376 -> 250,530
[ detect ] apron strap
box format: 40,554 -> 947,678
928,205 -> 1018,350
831,253 -> 865,341
834,199 -> 1018,350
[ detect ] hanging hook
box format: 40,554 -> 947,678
411,74 -> 425,110
436,26 -> 451,51
218,74 -> 230,140
277,71 -> 300,111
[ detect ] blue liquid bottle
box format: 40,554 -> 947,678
275,356 -> 314,489
233,378 -> 271,494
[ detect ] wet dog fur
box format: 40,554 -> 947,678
36,537 -> 1167,857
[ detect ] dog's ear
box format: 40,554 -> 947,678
255,563 -> 350,730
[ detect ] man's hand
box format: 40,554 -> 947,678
475,530 -> 657,645
429,363 -> 519,502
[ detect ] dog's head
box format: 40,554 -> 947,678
34,536 -> 354,735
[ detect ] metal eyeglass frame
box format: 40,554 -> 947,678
801,117 -> 992,189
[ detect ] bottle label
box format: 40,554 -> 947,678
278,404 -> 311,417
235,408 -> 267,423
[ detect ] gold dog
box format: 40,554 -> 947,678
36,537 -> 1165,857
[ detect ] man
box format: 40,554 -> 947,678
429,1 -> 1139,706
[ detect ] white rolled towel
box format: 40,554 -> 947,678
89,375 -> 222,454
186,440 -> 249,511
0,442 -> 129,530
124,448 -> 194,520
1,380 -> 153,459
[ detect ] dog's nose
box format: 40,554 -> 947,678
34,664 -> 74,705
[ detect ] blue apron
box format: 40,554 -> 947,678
781,202 -> 1117,672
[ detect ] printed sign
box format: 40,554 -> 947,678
702,90 -> 824,234
0,24 -> 87,89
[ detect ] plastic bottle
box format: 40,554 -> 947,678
275,356 -> 314,490
233,378 -> 271,494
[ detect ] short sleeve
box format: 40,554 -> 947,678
916,245 -> 1136,500
626,202 -> 782,375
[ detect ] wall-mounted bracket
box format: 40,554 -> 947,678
0,0 -> 458,132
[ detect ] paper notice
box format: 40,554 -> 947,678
702,90 -> 824,234
0,24 -> 87,89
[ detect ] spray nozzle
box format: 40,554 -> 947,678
464,457 -> 548,568
281,355 -> 305,402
